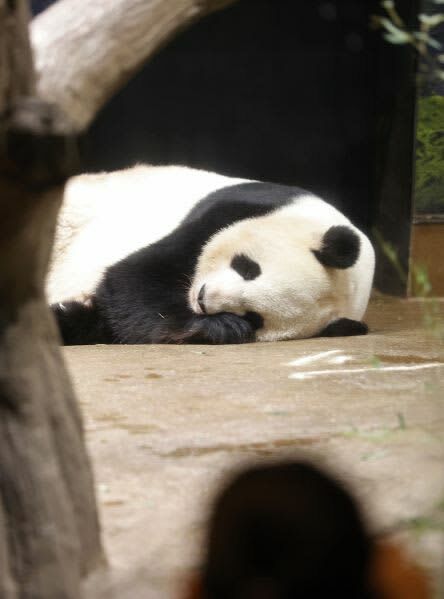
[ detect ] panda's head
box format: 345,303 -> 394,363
189,207 -> 368,342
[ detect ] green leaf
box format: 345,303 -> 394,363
414,31 -> 443,49
418,13 -> 444,27
379,16 -> 411,39
415,95 -> 444,213
383,32 -> 409,44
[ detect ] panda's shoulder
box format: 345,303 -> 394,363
180,179 -> 312,227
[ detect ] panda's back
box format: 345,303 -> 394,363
48,165 -> 248,304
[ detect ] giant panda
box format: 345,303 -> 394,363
47,165 -> 375,345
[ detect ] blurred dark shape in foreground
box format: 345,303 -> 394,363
184,461 -> 430,599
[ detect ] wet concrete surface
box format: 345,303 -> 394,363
65,296 -> 444,597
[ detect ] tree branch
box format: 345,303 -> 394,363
31,0 -> 238,131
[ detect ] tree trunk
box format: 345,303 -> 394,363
0,0 -> 35,112
1,0 -> 239,595
31,0 -> 238,130
0,1 -> 102,597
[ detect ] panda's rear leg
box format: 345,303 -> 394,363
51,296 -> 112,345
318,318 -> 368,337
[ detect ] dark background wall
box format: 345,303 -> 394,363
32,0 -> 417,239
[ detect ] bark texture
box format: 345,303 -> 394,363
1,0 -> 239,595
0,2 -> 102,597
0,0 -> 34,112
31,0 -> 238,131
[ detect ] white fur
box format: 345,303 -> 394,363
190,196 -> 375,341
48,165 -> 375,342
47,165 -> 245,304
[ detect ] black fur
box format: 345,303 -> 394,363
53,182 -> 298,345
166,311 -> 263,344
312,225 -> 360,269
52,300 -> 113,345
318,318 -> 368,337
230,253 -> 261,281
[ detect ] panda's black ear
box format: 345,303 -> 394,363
312,225 -> 360,269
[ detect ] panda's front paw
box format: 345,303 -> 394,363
173,312 -> 262,344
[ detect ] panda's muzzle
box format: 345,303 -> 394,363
197,284 -> 207,314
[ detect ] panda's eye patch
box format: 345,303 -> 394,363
230,254 -> 261,281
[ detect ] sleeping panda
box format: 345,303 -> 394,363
47,165 -> 375,345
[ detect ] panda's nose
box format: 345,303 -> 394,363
198,284 -> 206,314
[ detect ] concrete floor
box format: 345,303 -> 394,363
68,296 -> 444,598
